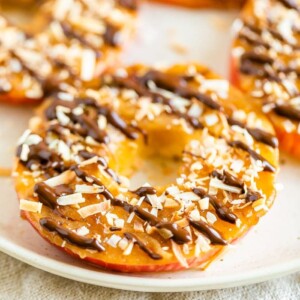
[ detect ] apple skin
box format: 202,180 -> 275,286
150,0 -> 244,9
0,95 -> 42,105
21,210 -> 225,273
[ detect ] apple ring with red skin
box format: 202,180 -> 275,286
14,64 -> 278,272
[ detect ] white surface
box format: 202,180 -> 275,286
0,2 -> 299,293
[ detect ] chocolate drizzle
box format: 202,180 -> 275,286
227,117 -> 278,148
111,198 -> 191,244
278,0 -> 300,11
124,232 -> 162,260
71,166 -> 114,200
78,150 -> 121,184
131,186 -> 157,197
40,217 -> 105,251
45,97 -> 139,143
229,140 -> 276,173
104,23 -> 121,47
60,22 -> 102,57
211,170 -> 243,189
34,182 -> 73,209
34,182 -> 59,208
193,188 -> 238,224
111,75 -> 203,129
240,51 -> 276,78
274,104 -> 300,121
188,218 -> 227,245
139,70 -> 221,110
210,170 -> 262,203
17,142 -> 65,173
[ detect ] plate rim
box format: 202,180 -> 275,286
1,236 -> 299,292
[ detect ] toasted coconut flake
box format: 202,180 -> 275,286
210,177 -> 242,194
77,201 -> 110,218
176,192 -> 200,202
191,161 -> 203,171
200,79 -> 229,98
150,207 -> 158,216
123,240 -> 134,256
230,159 -> 244,174
188,103 -> 203,118
81,49 -> 96,81
164,198 -> 179,208
166,185 -> 180,196
20,144 -> 30,162
75,226 -> 90,236
127,212 -> 135,223
252,198 -> 268,212
189,209 -> 201,221
171,240 -> 189,268
147,194 -> 163,209
114,218 -> 125,228
58,140 -> 71,161
57,193 -> 85,206
20,199 -> 42,213
17,129 -> 31,145
118,237 -> 129,250
75,184 -> 104,194
204,114 -> 219,127
44,170 -> 75,187
79,156 -> 99,167
56,106 -> 71,126
198,197 -> 210,210
134,221 -> 144,232
158,228 -> 173,239
136,196 -> 145,206
206,212 -> 217,224
18,130 -> 42,146
107,234 -> 122,248
196,234 -> 211,253
98,115 -> 107,130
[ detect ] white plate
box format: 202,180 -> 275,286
0,2 -> 299,292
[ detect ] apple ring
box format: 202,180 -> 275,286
231,0 -> 300,157
14,63 -> 278,272
0,0 -> 137,104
